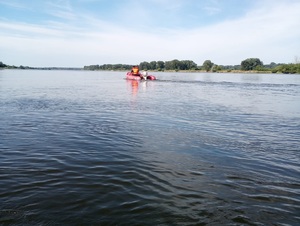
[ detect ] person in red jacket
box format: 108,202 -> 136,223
130,65 -> 149,80
131,65 -> 140,75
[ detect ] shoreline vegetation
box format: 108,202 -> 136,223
1,58 -> 300,74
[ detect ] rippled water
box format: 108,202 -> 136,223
0,70 -> 299,225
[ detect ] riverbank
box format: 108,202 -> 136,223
1,67 -> 299,75
157,69 -> 273,74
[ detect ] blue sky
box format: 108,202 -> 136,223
1,0 -> 300,67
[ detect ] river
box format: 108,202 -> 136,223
0,70 -> 299,225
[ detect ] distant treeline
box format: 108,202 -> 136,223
83,58 -> 300,74
0,62 -> 81,70
1,59 -> 300,74
83,64 -> 133,71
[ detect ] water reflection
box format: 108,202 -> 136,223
126,80 -> 150,97
127,79 -> 139,96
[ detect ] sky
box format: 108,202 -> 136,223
0,0 -> 300,67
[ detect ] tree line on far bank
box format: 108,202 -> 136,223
1,58 -> 300,74
0,62 -> 80,70
83,58 -> 300,74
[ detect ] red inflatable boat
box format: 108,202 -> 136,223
126,72 -> 156,81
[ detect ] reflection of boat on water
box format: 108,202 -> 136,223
126,72 -> 156,81
128,79 -> 139,96
127,79 -> 150,97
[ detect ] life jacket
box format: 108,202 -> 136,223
132,66 -> 139,75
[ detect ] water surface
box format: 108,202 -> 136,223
0,70 -> 299,225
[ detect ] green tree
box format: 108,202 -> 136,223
202,60 -> 214,72
269,62 -> 277,68
272,63 -> 300,74
165,59 -> 181,70
0,61 -> 7,68
139,61 -> 151,70
241,58 -> 263,70
83,64 -> 99,70
212,64 -> 222,72
172,59 -> 181,70
156,61 -> 164,70
180,60 -> 197,70
149,61 -> 157,70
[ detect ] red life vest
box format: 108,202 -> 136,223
132,66 -> 139,75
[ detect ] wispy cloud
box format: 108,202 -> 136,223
203,0 -> 222,15
203,6 -> 221,15
45,0 -> 77,20
0,0 -> 29,10
46,10 -> 77,21
46,0 -> 73,11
